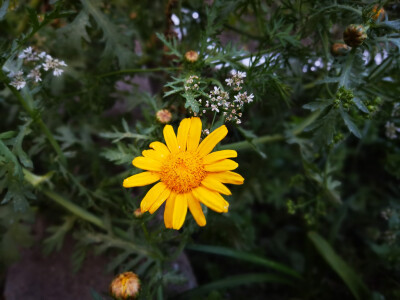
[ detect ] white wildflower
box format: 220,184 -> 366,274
27,67 -> 42,82
225,78 -> 233,86
43,55 -> 67,76
385,122 -> 400,139
211,104 -> 219,113
9,71 -> 26,90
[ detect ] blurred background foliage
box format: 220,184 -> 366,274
1,0 -> 400,299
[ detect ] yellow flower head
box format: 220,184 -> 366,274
123,117 -> 244,230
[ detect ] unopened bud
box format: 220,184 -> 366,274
110,272 -> 140,300
331,43 -> 350,56
156,109 -> 172,124
343,24 -> 367,47
371,5 -> 385,21
185,50 -> 199,63
133,208 -> 143,218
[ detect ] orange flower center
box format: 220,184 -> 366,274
160,151 -> 206,193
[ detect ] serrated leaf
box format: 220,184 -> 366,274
380,20 -> 400,31
58,11 -> 91,51
82,0 -> 135,67
340,110 -> 361,138
183,92 -> 200,113
13,123 -> 33,168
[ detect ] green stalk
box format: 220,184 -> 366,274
220,134 -> 284,151
42,189 -> 106,230
98,67 -> 181,78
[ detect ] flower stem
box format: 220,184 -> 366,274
98,67 -> 182,78
223,111 -> 321,151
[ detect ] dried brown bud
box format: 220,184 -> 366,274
156,109 -> 172,124
343,24 -> 367,47
331,43 -> 350,56
110,272 -> 140,300
185,50 -> 199,63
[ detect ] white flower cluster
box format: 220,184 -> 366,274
184,75 -> 200,91
9,47 -> 67,90
225,70 -> 246,91
197,71 -> 254,124
385,121 -> 400,139
9,71 -> 26,90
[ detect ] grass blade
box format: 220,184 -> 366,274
308,231 -> 370,300
186,244 -> 301,279
176,273 -> 294,299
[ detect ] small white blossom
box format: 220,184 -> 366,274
18,47 -> 39,61
43,55 -> 67,76
211,104 -> 219,113
225,78 -> 233,86
385,122 -> 400,139
27,67 -> 42,82
9,71 -> 26,90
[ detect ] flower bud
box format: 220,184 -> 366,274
184,50 -> 199,63
331,43 -> 350,56
110,272 -> 140,300
156,109 -> 172,124
371,5 -> 385,21
343,24 -> 367,47
133,208 -> 143,218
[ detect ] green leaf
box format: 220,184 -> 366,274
0,0 -> 9,21
183,92 -> 200,113
57,11 -> 91,51
81,0 -> 135,67
186,244 -> 301,279
176,273 -> 294,300
308,231 -> 370,300
340,110 -> 362,138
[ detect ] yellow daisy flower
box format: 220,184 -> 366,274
123,117 -> 244,230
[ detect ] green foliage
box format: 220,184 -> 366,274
1,0 -> 400,299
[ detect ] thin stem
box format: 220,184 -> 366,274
222,110 -> 321,151
220,134 -> 284,151
98,67 -> 181,78
42,189 -> 106,230
6,81 -> 66,165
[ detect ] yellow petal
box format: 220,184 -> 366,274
163,125 -> 179,153
197,125 -> 228,157
172,193 -> 188,230
177,118 -> 191,152
142,150 -> 166,161
123,172 -> 160,188
132,156 -> 162,171
164,192 -> 177,228
141,182 -> 167,212
149,141 -> 170,156
204,159 -> 238,172
188,192 -> 206,226
148,187 -> 171,214
207,171 -> 244,185
192,186 -> 229,213
187,117 -> 202,151
203,150 -> 237,165
201,176 -> 231,195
